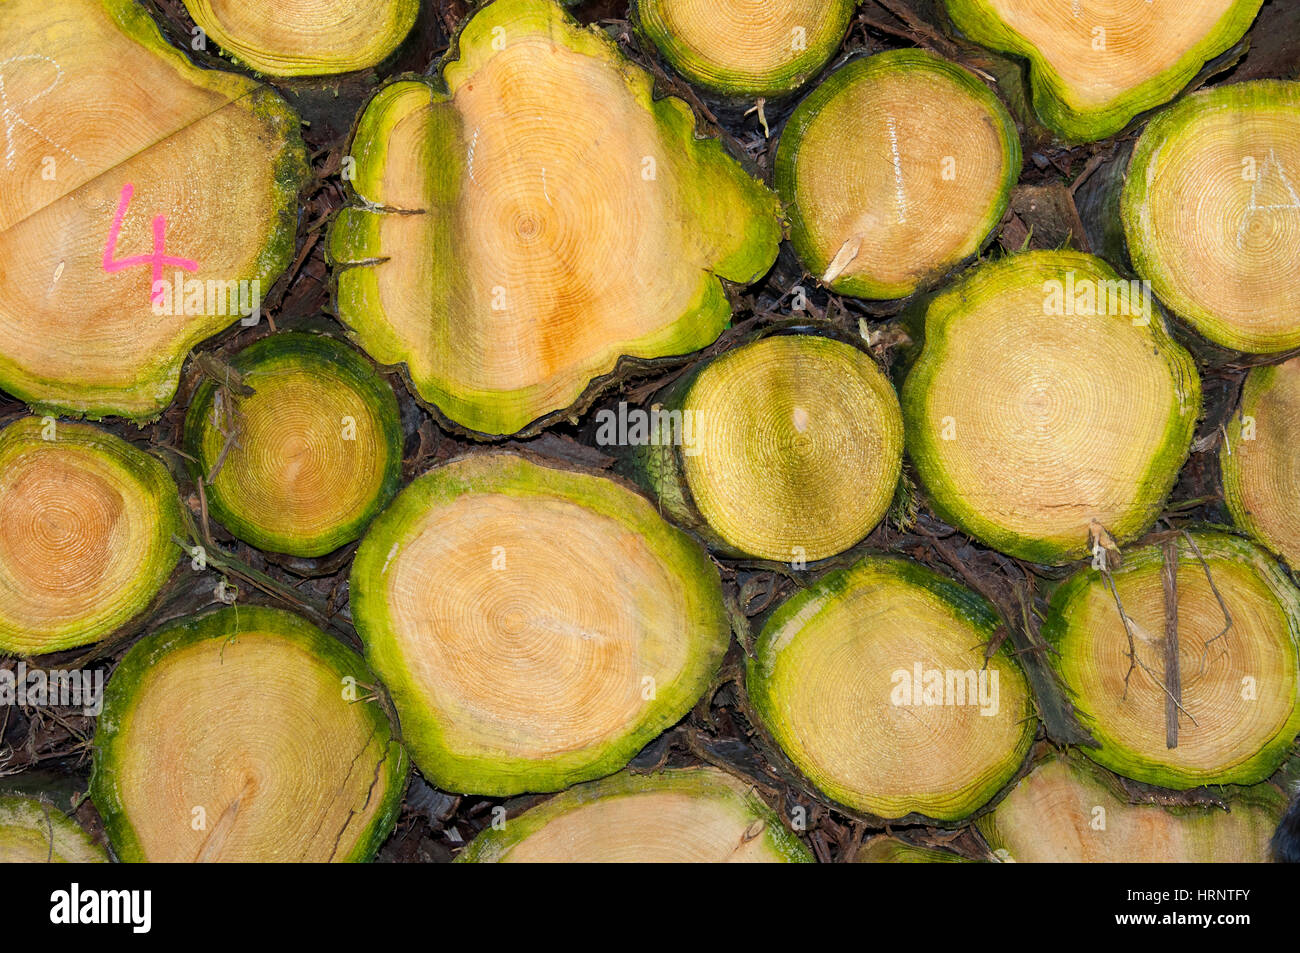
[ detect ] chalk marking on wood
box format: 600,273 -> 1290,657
1237,149 -> 1300,249
886,114 -> 907,225
0,55 -> 83,172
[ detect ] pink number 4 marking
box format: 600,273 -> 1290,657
102,183 -> 198,304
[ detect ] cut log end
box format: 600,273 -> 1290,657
350,451 -> 730,796
91,605 -> 408,863
978,752 -> 1285,862
637,0 -> 857,97
632,333 -> 903,563
777,48 -> 1020,301
0,416 -> 182,656
184,332 -> 403,558
748,556 -> 1036,822
0,795 -> 108,863
1223,356 -> 1300,570
901,250 -> 1200,565
183,0 -> 419,77
945,0 -> 1264,141
330,0 -> 781,436
1042,529 -> 1300,789
458,767 -> 812,862
1123,80 -> 1300,354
